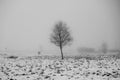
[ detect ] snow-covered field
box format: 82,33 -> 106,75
0,55 -> 120,80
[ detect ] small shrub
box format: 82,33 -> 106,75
7,56 -> 18,59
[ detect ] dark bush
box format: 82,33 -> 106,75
7,56 -> 18,59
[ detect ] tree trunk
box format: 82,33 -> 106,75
60,46 -> 64,59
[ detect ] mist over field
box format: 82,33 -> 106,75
0,0 -> 120,56
0,1 -> 120,80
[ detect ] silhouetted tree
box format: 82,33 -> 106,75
101,42 -> 108,54
38,51 -> 41,55
50,21 -> 73,59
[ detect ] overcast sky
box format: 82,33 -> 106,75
0,0 -> 120,56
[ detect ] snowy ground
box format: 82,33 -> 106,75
0,56 -> 120,80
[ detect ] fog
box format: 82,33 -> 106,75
0,0 -> 120,56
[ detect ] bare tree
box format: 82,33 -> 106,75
50,21 -> 73,59
101,42 -> 108,54
38,51 -> 41,56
